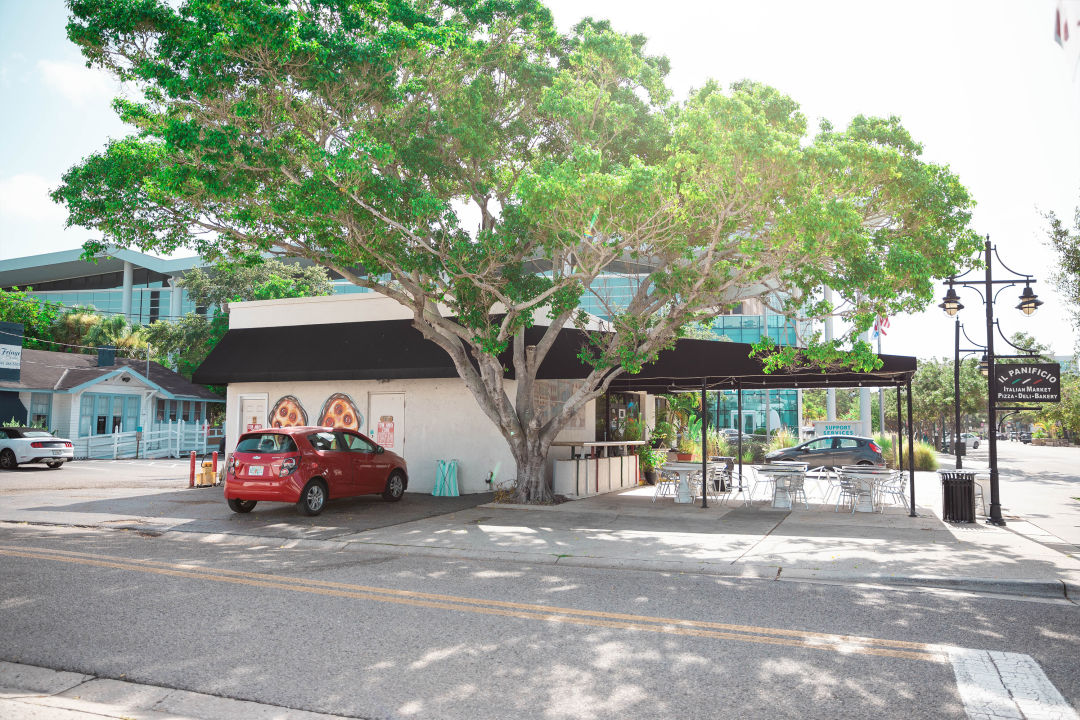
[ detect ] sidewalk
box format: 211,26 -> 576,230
2,469 -> 1078,601
336,472 -> 1080,600
0,661 -> 349,719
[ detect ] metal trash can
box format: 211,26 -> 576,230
938,470 -> 976,523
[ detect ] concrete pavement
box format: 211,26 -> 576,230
2,458 -> 1078,601
0,661 -> 351,719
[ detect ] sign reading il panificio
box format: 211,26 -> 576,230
993,363 -> 1061,403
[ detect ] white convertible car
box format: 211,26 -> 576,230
0,427 -> 74,469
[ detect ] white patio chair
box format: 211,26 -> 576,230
787,471 -> 809,509
652,471 -> 678,502
834,475 -> 859,512
876,470 -> 909,512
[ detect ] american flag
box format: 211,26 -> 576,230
872,316 -> 890,339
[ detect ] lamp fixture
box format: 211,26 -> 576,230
939,288 -> 964,316
1016,285 -> 1043,316
978,354 -> 989,377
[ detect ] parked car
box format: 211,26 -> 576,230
224,427 -> 409,516
0,427 -> 74,469
764,435 -> 884,468
720,428 -> 758,444
1019,432 -> 1033,444
960,433 -> 980,450
996,430 -> 1007,440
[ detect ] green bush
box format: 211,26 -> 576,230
875,434 -> 938,471
767,428 -> 797,453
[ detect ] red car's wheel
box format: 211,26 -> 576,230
382,471 -> 405,502
228,498 -> 257,513
297,479 -> 328,516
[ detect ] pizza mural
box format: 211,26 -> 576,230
268,395 -> 308,428
318,393 -> 363,431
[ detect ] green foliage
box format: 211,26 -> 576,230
1037,372 -> 1080,439
650,420 -> 675,447
1046,205 -> 1080,351
766,427 -> 797,453
179,259 -> 333,312
913,442 -> 939,471
0,289 -> 65,349
52,0 -> 981,499
637,445 -> 668,471
875,433 -> 939,471
143,313 -> 228,381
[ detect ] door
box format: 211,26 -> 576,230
797,438 -> 834,466
339,430 -> 383,494
306,430 -> 350,498
832,437 -> 862,466
368,393 -> 405,455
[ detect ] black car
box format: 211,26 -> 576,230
765,435 -> 884,468
1019,432 -> 1033,444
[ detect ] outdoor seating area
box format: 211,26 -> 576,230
652,461 -> 911,514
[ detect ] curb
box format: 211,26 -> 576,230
3,520 -> 1074,601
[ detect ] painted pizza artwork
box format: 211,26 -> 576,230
269,395 -> 308,428
319,393 -> 363,431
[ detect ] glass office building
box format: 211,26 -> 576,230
582,273 -> 802,434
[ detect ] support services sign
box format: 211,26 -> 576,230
993,363 -> 1061,403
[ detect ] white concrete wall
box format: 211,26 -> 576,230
226,378 -> 519,494
51,394 -> 73,438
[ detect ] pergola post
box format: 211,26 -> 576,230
701,378 -> 709,508
907,380 -> 916,517
896,385 -> 903,471
736,381 -> 743,484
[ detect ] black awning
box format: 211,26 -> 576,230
193,320 -> 462,384
605,337 -> 917,392
194,319 -> 916,389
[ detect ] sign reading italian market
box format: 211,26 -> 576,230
993,363 -> 1061,403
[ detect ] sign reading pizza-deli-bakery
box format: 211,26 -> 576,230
993,363 -> 1061,403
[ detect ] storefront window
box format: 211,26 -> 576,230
78,393 -> 141,436
29,393 -> 51,429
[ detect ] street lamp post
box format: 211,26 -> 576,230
939,236 -> 1043,527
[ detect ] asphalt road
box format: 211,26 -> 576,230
1,523 -> 1077,720
947,439 -> 1080,545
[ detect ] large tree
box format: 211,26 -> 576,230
1047,205 -> 1080,350
53,0 -> 980,500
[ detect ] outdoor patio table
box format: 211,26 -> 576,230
661,461 -> 724,504
839,465 -> 894,513
755,462 -> 808,509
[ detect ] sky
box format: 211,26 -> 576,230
1,0 -> 1079,360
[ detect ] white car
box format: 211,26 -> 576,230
0,427 -> 74,469
960,432 -> 981,450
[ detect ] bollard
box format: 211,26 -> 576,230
189,450 -> 197,487
212,451 -> 218,474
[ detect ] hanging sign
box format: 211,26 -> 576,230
376,415 -> 395,447
993,363 -> 1061,403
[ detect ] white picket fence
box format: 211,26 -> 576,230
72,421 -> 222,460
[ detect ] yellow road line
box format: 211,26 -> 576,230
0,545 -> 946,663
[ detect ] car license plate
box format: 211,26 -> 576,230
248,465 -> 264,476
52,450 -> 62,456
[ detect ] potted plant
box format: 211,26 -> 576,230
675,434 -> 696,462
638,446 -> 667,485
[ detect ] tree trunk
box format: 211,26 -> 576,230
513,440 -> 554,503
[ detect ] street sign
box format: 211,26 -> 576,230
993,363 -> 1061,403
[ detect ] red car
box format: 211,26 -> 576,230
224,427 -> 408,516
